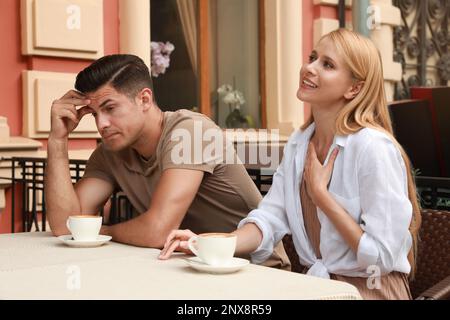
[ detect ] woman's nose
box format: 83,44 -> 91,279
304,61 -> 318,76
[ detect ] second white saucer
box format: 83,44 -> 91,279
58,235 -> 112,248
185,257 -> 249,274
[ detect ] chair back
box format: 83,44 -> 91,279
410,209 -> 450,298
283,210 -> 450,299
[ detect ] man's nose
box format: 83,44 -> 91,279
96,114 -> 111,132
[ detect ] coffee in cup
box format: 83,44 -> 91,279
188,233 -> 237,266
66,215 -> 102,241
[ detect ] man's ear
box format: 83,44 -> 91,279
344,81 -> 364,100
139,88 -> 154,110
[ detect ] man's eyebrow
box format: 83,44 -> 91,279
98,99 -> 114,109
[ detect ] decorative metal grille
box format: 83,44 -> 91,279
393,0 -> 450,100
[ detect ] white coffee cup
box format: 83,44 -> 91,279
66,215 -> 102,241
188,233 -> 237,266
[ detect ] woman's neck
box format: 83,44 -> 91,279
311,107 -> 337,146
310,104 -> 340,163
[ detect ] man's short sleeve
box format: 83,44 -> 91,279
83,147 -> 117,187
160,117 -> 226,174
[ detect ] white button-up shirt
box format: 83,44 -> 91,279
239,123 -> 413,278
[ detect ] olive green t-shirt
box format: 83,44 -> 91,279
83,109 -> 290,269
83,109 -> 262,233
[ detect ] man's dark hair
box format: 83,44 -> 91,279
75,54 -> 155,101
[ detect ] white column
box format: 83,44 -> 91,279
265,0 -> 303,135
119,0 -> 151,69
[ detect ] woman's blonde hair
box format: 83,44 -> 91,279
301,28 -> 421,278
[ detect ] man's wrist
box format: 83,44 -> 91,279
48,135 -> 68,145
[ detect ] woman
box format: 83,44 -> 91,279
159,29 -> 421,300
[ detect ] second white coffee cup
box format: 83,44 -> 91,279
188,233 -> 237,266
66,215 -> 102,241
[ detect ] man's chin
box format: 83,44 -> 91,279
102,141 -> 126,152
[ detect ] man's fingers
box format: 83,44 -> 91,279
58,109 -> 79,124
55,104 -> 78,118
55,98 -> 91,107
56,104 -> 92,122
77,106 -> 94,119
60,90 -> 86,100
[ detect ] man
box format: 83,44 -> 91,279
45,54 -> 290,269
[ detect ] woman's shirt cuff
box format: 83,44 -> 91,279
238,216 -> 274,264
356,232 -> 380,269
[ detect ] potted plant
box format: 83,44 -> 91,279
217,80 -> 254,128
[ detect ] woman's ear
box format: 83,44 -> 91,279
344,81 -> 364,100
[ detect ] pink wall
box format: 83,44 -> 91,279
0,0 -> 119,233
0,0 -> 348,233
0,0 -> 28,137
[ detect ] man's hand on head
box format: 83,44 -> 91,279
49,90 -> 93,141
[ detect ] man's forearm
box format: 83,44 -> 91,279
45,137 -> 82,235
101,213 -> 171,249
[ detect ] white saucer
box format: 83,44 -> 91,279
58,235 -> 112,248
185,257 -> 249,274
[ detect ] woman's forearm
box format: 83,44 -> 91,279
232,223 -> 263,256
316,191 -> 364,253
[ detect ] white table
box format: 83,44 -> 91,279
0,232 -> 362,300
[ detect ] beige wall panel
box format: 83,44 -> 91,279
33,0 -> 100,52
21,0 -> 103,59
23,71 -> 99,139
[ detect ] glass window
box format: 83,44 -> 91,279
150,0 -> 198,112
150,0 -> 262,128
210,0 -> 261,128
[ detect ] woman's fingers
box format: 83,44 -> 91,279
326,147 -> 339,169
163,229 -> 188,249
309,142 -> 318,158
159,229 -> 196,260
158,239 -> 181,260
